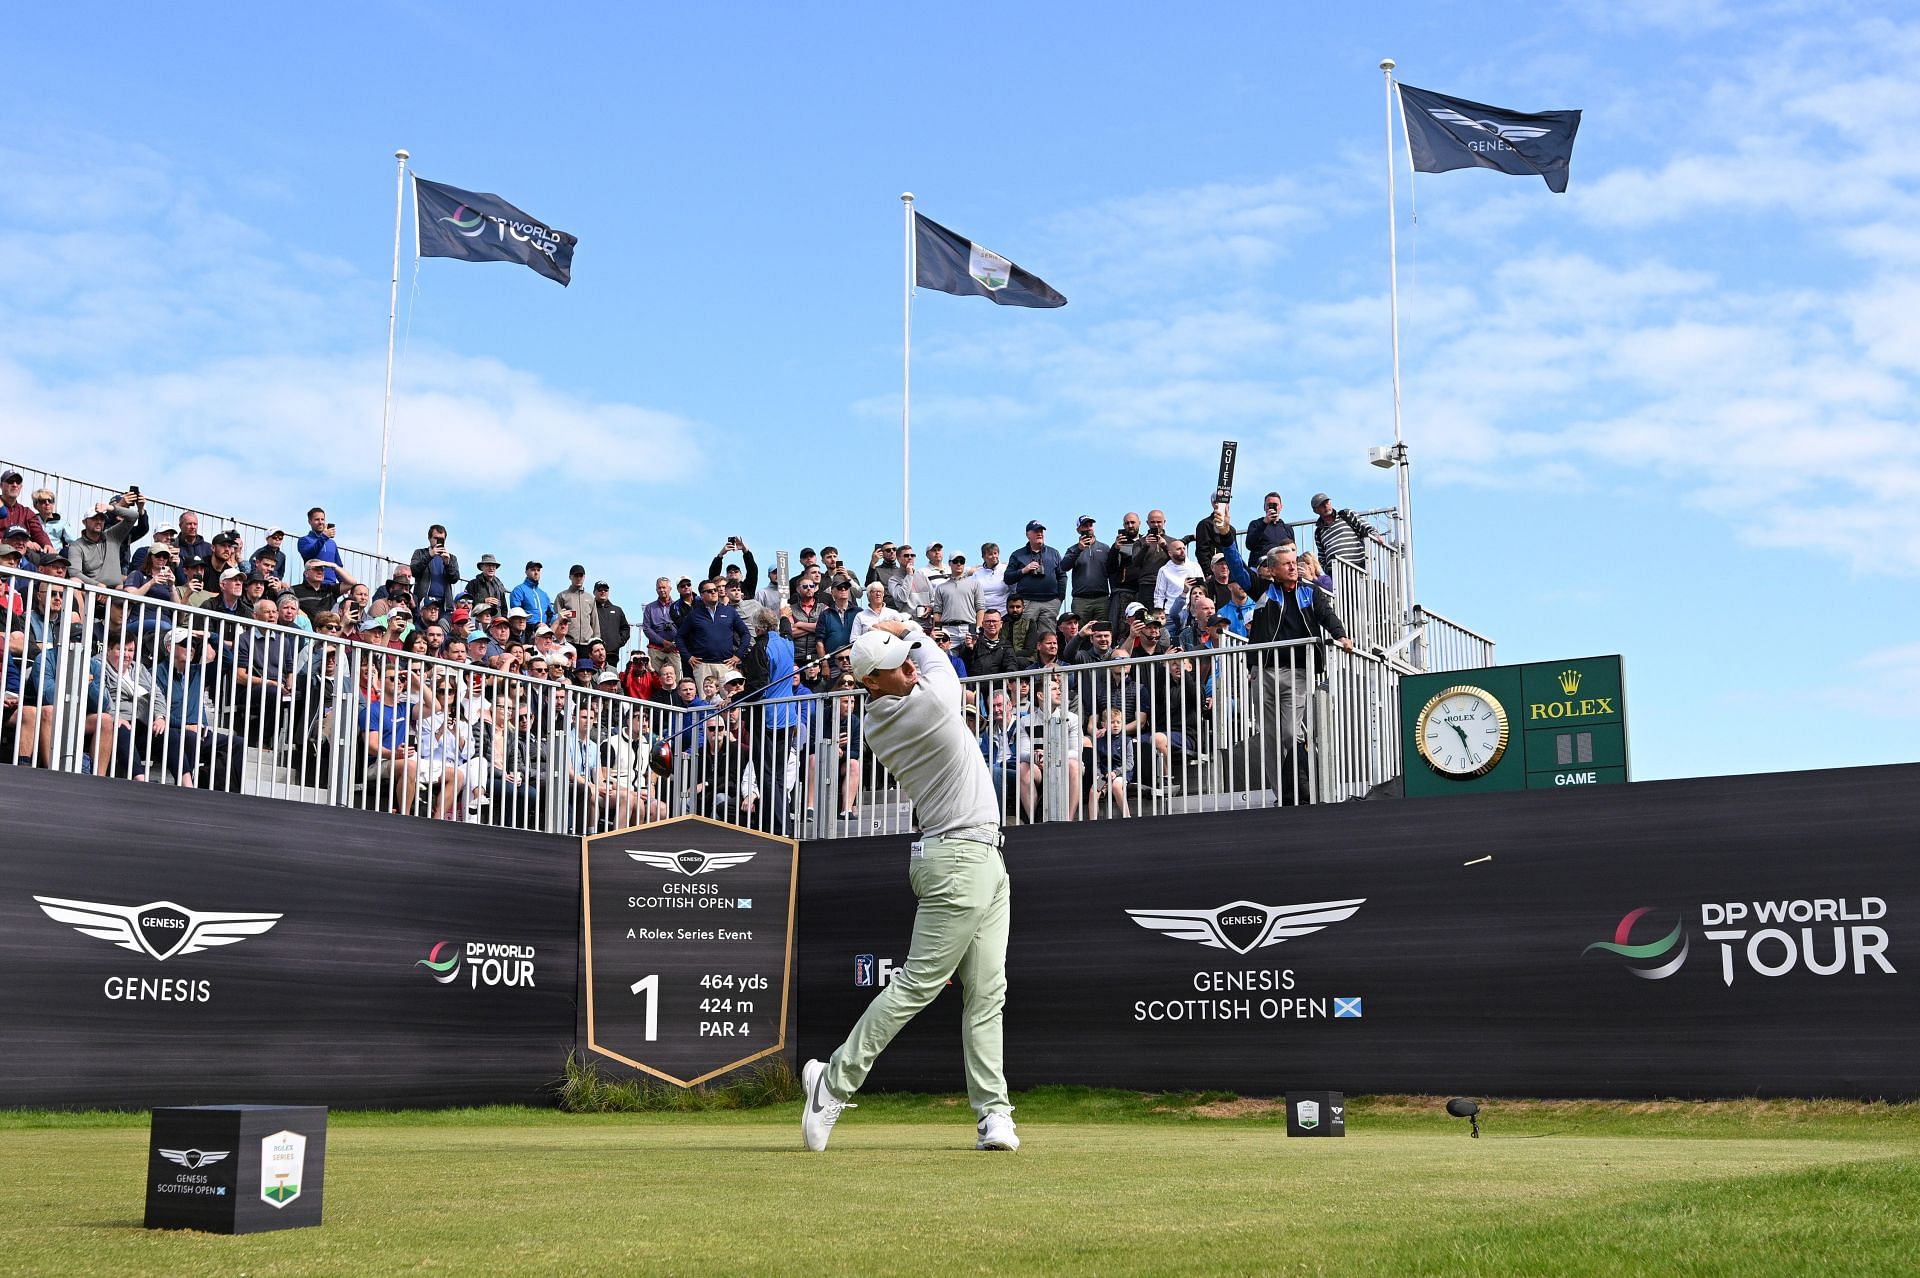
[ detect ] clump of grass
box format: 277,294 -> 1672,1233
557,1052 -> 801,1112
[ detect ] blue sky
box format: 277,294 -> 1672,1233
3,2 -> 1915,780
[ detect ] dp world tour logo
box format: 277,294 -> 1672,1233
1585,907 -> 1689,979
440,204 -> 486,237
1126,898 -> 1365,955
416,940 -> 463,984
628,849 -> 756,876
33,896 -> 283,961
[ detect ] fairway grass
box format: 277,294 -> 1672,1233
4,1095 -> 1917,1276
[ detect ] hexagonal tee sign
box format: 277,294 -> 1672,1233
582,816 -> 797,1086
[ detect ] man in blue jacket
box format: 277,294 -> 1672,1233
675,578 -> 749,695
509,560 -> 553,625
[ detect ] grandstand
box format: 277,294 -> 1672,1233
1,455 -> 1495,838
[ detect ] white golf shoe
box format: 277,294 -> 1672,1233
801,1059 -> 853,1151
976,1112 -> 1019,1151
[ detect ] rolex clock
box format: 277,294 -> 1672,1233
1414,685 -> 1511,779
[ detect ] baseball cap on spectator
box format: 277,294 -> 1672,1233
450,604 -> 471,625
1025,520 -> 1046,532
569,564 -> 585,578
1077,515 -> 1095,529
267,528 -> 286,539
0,545 -> 21,562
212,530 -> 240,546
146,545 -> 174,560
154,525 -> 178,538
181,560 -> 207,577
165,627 -> 202,647
724,563 -> 743,575
525,560 -> 542,572
360,614 -> 388,632
1124,602 -> 1146,617
1206,615 -> 1231,629
508,606 -> 529,619
477,554 -> 500,569
593,580 -> 609,591
487,614 -> 510,629
81,508 -> 106,524
595,669 -> 620,685
417,596 -> 442,612
41,551 -> 70,567
1311,493 -> 1331,508
535,623 -> 554,636
0,470 -> 22,484
3,527 -> 31,542
220,567 -> 245,583
723,668 -> 746,684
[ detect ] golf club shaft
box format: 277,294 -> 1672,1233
668,639 -> 859,738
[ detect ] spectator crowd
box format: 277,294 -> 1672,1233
2,464 -> 1390,831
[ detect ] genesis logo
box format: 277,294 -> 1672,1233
1426,108 -> 1552,144
629,849 -> 756,876
1584,907 -> 1689,979
1126,898 -> 1365,955
159,1148 -> 230,1170
33,896 -> 283,961
416,940 -> 463,984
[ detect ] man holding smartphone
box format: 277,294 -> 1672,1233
410,524 -> 462,610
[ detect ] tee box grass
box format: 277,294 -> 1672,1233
3,1091 -> 1918,1276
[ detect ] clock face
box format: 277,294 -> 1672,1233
1415,685 -> 1510,779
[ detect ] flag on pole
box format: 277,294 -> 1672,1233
414,176 -> 578,285
1397,84 -> 1582,193
913,214 -> 1066,308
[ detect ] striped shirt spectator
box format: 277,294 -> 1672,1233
1310,494 -> 1376,568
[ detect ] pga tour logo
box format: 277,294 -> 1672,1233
1586,898 -> 1895,987
853,954 -> 899,988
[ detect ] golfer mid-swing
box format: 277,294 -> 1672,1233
802,617 -> 1016,1152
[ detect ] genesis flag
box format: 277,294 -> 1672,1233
1398,84 -> 1581,194
913,214 -> 1066,308
414,176 -> 578,286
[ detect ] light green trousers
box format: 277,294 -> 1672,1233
824,833 -> 1012,1116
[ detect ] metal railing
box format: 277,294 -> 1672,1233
3,565 -> 1408,838
2,458 -> 400,592
1416,606 -> 1497,673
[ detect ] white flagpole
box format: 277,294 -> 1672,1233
376,148 -> 409,558
901,191 -> 915,544
1380,60 -> 1420,667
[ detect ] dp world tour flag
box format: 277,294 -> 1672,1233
1398,84 -> 1582,193
914,214 -> 1066,308
414,176 -> 578,286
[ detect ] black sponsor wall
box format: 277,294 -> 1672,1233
799,764 -> 1920,1098
0,768 -> 578,1108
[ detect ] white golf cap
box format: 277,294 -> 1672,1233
850,628 -> 917,680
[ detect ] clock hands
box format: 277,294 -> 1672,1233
1450,722 -> 1471,751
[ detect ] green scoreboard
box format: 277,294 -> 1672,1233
1398,655 -> 1629,799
